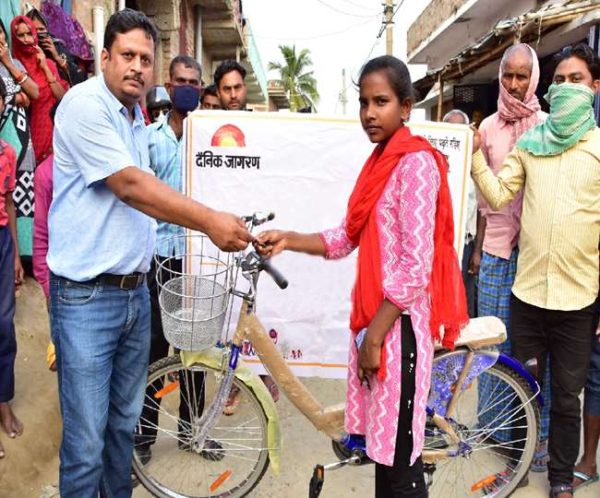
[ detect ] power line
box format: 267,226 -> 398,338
315,0 -> 380,18
338,0 -> 380,12
248,17 -> 376,42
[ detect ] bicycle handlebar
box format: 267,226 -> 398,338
258,258 -> 289,290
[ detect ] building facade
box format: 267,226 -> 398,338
16,0 -> 286,108
407,0 -> 600,121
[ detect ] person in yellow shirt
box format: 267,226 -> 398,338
471,43 -> 600,498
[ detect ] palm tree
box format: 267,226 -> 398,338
268,45 -> 319,112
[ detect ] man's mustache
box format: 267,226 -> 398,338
124,75 -> 144,85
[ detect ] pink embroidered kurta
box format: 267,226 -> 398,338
320,150 -> 440,467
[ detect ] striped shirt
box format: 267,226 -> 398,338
148,114 -> 184,258
471,128 -> 600,311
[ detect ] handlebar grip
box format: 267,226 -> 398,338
259,259 -> 288,290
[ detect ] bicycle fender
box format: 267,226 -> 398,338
496,352 -> 544,407
180,348 -> 282,473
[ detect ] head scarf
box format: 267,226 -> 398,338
40,0 -> 93,62
10,15 -> 42,80
517,82 -> 597,156
346,126 -> 469,380
497,44 -> 543,148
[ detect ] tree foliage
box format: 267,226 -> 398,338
268,45 -> 319,112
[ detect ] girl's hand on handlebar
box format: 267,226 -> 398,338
254,230 -> 288,258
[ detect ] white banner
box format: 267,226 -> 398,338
182,111 -> 472,378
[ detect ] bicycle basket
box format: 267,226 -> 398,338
155,234 -> 234,351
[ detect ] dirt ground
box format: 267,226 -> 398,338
1,280 -> 599,498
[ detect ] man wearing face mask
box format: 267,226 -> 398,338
136,55 -> 210,465
471,43 -> 600,498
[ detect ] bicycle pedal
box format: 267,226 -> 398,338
309,464 -> 325,498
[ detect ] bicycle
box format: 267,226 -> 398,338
133,213 -> 541,498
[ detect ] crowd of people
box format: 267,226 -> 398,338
0,5 -> 599,498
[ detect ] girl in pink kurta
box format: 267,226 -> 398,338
257,56 -> 467,497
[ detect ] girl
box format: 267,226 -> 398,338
256,56 -> 468,497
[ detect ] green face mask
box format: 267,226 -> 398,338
517,82 -> 597,156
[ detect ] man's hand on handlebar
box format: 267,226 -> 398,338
205,210 -> 253,252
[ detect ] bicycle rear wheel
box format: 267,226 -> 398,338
133,355 -> 270,498
425,351 -> 539,498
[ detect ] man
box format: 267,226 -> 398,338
442,109 -> 483,318
145,85 -> 171,123
47,10 -> 251,498
471,43 -> 600,498
136,55 -> 209,464
200,83 -> 221,110
214,59 -> 248,110
475,43 -> 551,473
573,312 -> 600,490
213,59 -> 281,407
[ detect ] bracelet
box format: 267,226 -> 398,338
16,74 -> 28,85
47,78 -> 57,84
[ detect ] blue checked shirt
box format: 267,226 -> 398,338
147,113 -> 185,257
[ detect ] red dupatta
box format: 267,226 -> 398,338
346,126 -> 468,379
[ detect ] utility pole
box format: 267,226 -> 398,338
339,69 -> 348,115
385,0 -> 394,55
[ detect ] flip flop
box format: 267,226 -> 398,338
573,470 -> 599,491
531,440 -> 549,473
223,386 -> 241,416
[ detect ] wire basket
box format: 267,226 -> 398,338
155,234 -> 235,351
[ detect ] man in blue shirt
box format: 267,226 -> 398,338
47,10 -> 251,498
136,55 -> 207,463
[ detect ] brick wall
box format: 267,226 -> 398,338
407,0 -> 469,56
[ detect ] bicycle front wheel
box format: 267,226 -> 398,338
425,351 -> 539,498
133,355 -> 270,498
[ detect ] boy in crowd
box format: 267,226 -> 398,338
0,76 -> 24,458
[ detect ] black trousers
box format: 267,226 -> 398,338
138,257 -> 205,446
510,294 -> 596,486
375,315 -> 428,498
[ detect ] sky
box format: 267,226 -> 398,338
243,0 -> 429,116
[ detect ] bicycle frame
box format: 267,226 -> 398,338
223,245 -> 536,466
230,300 -> 346,441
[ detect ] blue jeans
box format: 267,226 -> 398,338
50,274 -> 151,498
0,226 -> 16,402
584,315 -> 600,416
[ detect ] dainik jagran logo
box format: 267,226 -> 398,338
196,124 -> 260,170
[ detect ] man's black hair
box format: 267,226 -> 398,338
553,43 -> 600,80
201,83 -> 218,102
104,8 -> 157,51
0,76 -> 7,102
214,60 -> 246,87
169,55 -> 202,79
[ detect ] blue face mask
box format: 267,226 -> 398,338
172,85 -> 200,113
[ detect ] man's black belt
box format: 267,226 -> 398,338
93,272 -> 146,290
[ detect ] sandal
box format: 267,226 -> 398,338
223,386 -> 241,416
573,470 -> 599,491
549,483 -> 573,498
178,437 -> 225,461
531,439 -> 549,473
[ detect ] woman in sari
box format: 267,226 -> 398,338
11,15 -> 67,166
0,19 -> 38,273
